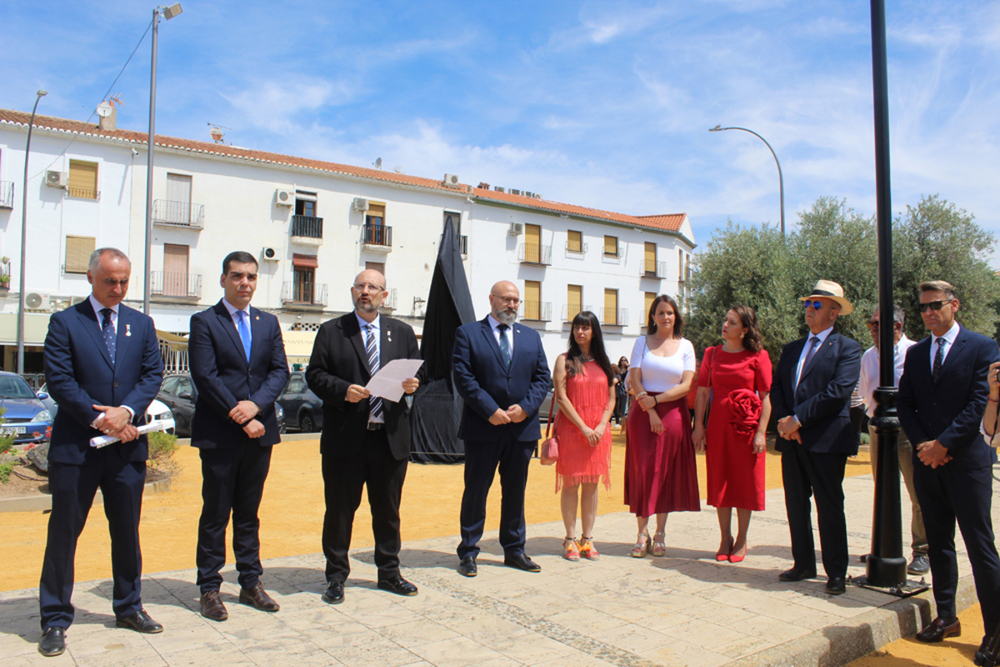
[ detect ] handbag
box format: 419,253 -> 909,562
540,399 -> 558,465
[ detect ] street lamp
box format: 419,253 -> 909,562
143,3 -> 183,315
17,89 -> 47,375
709,124 -> 786,237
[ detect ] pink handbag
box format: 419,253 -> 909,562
540,399 -> 558,465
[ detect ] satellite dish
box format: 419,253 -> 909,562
96,102 -> 113,118
374,157 -> 382,169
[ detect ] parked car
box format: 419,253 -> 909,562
0,371 -> 53,445
278,372 -> 323,432
39,383 -> 176,436
157,373 -> 284,437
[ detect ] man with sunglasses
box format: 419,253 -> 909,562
306,269 -> 423,604
897,281 -> 1000,651
857,305 -> 928,576
771,280 -> 861,595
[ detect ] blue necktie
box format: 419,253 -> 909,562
497,324 -> 512,368
364,324 -> 383,421
237,310 -> 251,362
101,308 -> 116,365
932,337 -> 946,383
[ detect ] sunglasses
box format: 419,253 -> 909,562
866,321 -> 901,331
802,300 -> 824,310
917,299 -> 953,313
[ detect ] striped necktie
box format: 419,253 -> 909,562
364,324 -> 383,421
932,337 -> 946,383
497,324 -> 511,368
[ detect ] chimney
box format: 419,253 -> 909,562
99,107 -> 117,131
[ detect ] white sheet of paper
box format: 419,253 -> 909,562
365,359 -> 424,403
90,422 -> 166,448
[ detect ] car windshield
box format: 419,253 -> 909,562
0,376 -> 38,399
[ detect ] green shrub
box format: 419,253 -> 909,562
0,435 -> 13,456
148,431 -> 179,460
0,461 -> 13,484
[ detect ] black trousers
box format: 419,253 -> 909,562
39,455 -> 146,628
781,446 -> 849,579
196,443 -> 272,593
322,428 -> 408,583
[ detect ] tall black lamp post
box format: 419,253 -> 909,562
16,89 -> 47,375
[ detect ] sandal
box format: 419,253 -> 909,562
652,532 -> 667,557
578,537 -> 600,561
563,538 -> 581,561
631,533 -> 651,558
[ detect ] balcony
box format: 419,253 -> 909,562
562,304 -> 595,322
0,181 -> 13,209
363,223 -> 392,252
602,245 -> 623,264
67,187 -> 100,201
153,199 -> 205,229
521,301 -> 552,322
150,272 -> 202,300
517,243 -> 552,265
281,281 -> 328,309
565,240 -> 587,257
641,261 -> 667,279
290,215 -> 324,246
600,307 -> 628,327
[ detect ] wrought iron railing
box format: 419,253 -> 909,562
600,307 -> 628,327
363,223 -> 392,246
281,281 -> 328,306
291,215 -> 324,239
642,261 -> 667,278
561,304 -> 594,322
150,272 -> 202,298
153,199 -> 205,228
521,301 -> 552,321
0,181 -> 13,209
67,187 -> 100,200
517,243 -> 552,265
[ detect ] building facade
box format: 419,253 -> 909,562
0,108 -> 695,371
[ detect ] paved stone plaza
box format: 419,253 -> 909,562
1,472 -> 992,667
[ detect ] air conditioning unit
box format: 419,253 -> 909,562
261,247 -> 279,261
275,189 -> 295,206
524,191 -> 534,198
510,189 -> 521,196
25,292 -> 50,310
46,170 -> 69,188
70,296 -> 88,306
508,222 -> 524,236
353,197 -> 369,212
495,186 -> 506,193
443,173 -> 461,188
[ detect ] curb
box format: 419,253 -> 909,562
729,575 -> 978,666
0,475 -> 172,513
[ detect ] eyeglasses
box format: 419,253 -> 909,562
492,295 -> 520,306
353,283 -> 385,293
917,299 -> 953,313
802,300 -> 824,310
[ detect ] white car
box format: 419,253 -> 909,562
38,384 -> 175,436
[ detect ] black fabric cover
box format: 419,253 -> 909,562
410,216 -> 476,463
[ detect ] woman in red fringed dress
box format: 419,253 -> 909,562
692,305 -> 772,564
552,311 -> 616,561
624,295 -> 700,558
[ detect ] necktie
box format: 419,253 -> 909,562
932,337 -> 946,383
237,310 -> 251,362
100,308 -> 116,365
802,336 -> 820,370
497,324 -> 512,368
364,324 -> 383,421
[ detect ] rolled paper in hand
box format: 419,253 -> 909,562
90,422 -> 167,448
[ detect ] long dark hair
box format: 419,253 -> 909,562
730,304 -> 763,353
566,311 -> 615,385
647,295 -> 683,339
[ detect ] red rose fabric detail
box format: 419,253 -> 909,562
729,388 -> 762,440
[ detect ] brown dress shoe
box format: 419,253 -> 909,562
239,582 -> 280,612
200,590 -> 228,622
916,616 -> 961,643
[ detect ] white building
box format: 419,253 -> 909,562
0,107 -> 695,372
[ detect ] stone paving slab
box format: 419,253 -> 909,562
2,472 -> 996,667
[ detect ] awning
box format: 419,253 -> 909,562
292,253 -> 318,268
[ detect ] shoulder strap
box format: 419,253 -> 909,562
545,398 -> 557,438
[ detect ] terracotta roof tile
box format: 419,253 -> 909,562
1,108 -> 691,240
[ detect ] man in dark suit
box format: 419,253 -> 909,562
38,248 -> 165,657
189,251 -> 289,622
306,269 -> 422,604
771,280 -> 862,595
897,280 -> 1000,650
452,280 -> 551,577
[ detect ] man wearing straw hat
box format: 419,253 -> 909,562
771,280 -> 862,595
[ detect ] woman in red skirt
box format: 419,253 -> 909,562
625,295 -> 700,557
692,305 -> 771,564
551,311 -> 616,560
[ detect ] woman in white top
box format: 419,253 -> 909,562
624,295 -> 701,557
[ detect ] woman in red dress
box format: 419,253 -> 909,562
552,311 -> 616,561
692,305 -> 772,564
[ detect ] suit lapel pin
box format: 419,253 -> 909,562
125,324 -> 132,337
387,329 -> 392,342
255,316 -> 259,320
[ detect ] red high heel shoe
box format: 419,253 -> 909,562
716,538 -> 734,562
729,543 -> 748,564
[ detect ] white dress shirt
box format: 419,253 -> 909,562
222,298 -> 252,349
859,334 -> 915,419
488,314 -> 513,351
929,322 -> 960,369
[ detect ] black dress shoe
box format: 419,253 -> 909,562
322,581 -> 344,604
377,576 -> 419,597
38,627 -> 66,657
778,567 -> 817,582
916,616 -> 961,643
504,553 -> 541,573
239,582 -> 280,612
826,577 -> 847,595
115,609 -> 163,634
907,554 -> 930,575
458,557 -> 477,577
200,590 -> 228,621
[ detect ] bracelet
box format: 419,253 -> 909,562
990,397 -> 999,403
638,392 -> 648,398
654,394 -> 659,404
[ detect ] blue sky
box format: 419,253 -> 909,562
4,0 -> 999,260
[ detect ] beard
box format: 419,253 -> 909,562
355,298 -> 379,314
494,308 -> 516,325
